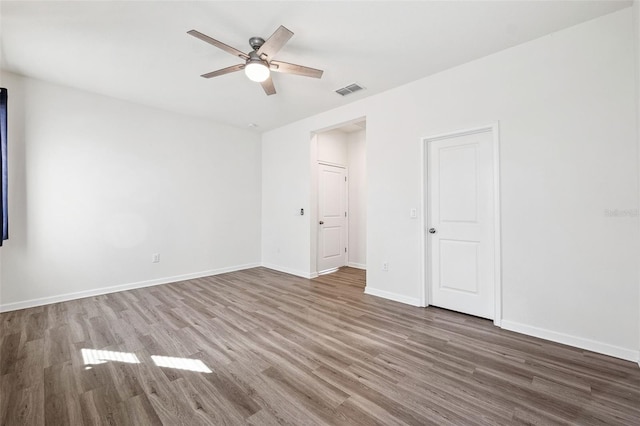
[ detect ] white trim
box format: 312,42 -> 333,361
501,320 -> 639,363
347,262 -> 366,270
318,267 -> 339,276
421,123 -> 502,325
312,116 -> 367,135
422,125 -> 495,142
492,122 -> 503,326
345,167 -> 350,271
310,132 -> 319,277
261,262 -> 317,279
419,134 -> 428,308
317,160 -> 347,168
0,263 -> 260,313
364,286 -> 422,307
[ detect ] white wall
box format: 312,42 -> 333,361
0,72 -> 262,311
317,130 -> 348,165
261,9 -> 639,360
261,122 -> 313,277
347,130 -> 366,268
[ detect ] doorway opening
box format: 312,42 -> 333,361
311,118 -> 367,276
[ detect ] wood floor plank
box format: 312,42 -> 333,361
1,267 -> 639,425
80,383 -> 125,425
334,397 -> 400,426
44,360 -> 83,425
119,392 -> 164,426
1,382 -> 44,426
136,365 -> 201,425
0,332 -> 22,375
43,325 -> 72,368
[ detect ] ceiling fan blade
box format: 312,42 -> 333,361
270,60 -> 323,79
200,64 -> 245,79
260,75 -> 276,96
187,30 -> 249,60
257,25 -> 293,60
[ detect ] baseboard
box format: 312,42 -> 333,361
0,262 -> 261,313
261,262 -> 315,279
364,286 -> 423,307
347,262 -> 366,270
501,320 -> 639,363
259,263 -> 364,279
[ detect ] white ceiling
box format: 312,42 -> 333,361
0,1 -> 631,131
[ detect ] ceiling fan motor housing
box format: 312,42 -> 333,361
249,37 -> 265,51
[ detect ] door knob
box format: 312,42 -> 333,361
428,228 -> 437,234
319,221 -> 324,225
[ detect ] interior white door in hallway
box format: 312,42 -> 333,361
318,163 -> 347,273
426,128 -> 497,320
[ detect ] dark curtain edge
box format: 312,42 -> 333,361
0,87 -> 7,245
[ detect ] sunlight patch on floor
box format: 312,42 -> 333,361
151,355 -> 213,373
80,349 -> 212,373
81,348 -> 140,366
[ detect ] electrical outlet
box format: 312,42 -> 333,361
152,253 -> 160,263
382,262 -> 389,271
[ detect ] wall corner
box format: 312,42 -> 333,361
634,0 -> 640,363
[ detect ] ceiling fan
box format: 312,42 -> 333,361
187,25 -> 323,96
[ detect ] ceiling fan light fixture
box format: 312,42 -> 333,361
188,25 -> 323,95
245,61 -> 270,82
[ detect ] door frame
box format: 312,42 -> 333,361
420,123 -> 502,326
317,161 -> 349,275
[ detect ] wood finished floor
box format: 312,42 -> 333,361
1,267 -> 639,425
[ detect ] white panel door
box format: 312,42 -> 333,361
318,164 -> 347,273
428,130 -> 495,319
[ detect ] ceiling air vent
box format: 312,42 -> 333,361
335,83 -> 365,96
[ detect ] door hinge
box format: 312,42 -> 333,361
345,247 -> 347,253
344,211 -> 347,217
345,176 -> 347,182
